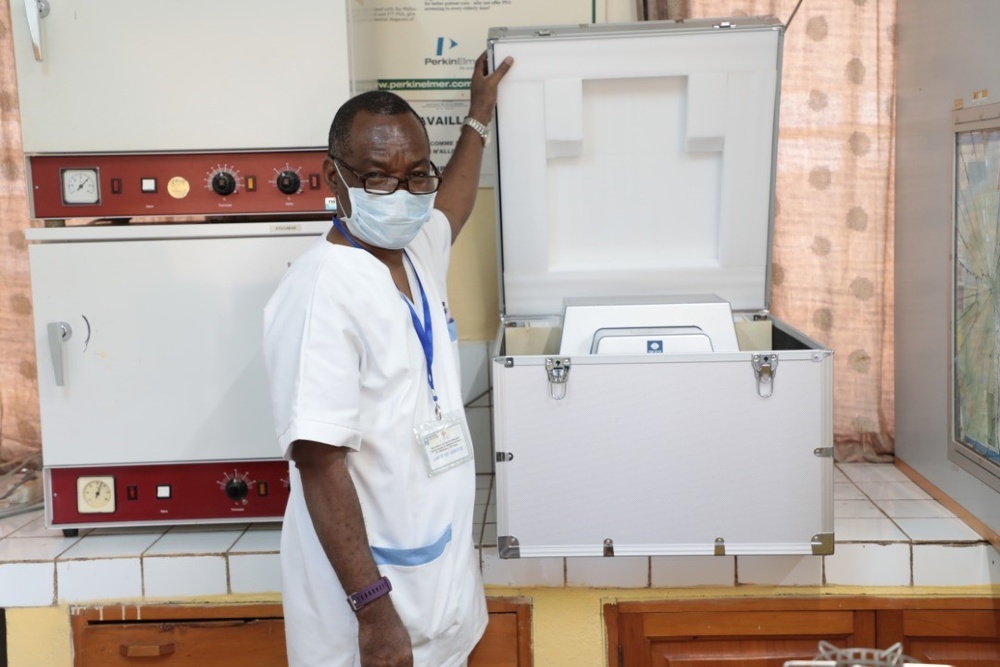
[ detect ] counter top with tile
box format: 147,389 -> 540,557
0,462 -> 997,608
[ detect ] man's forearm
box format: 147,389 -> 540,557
292,441 -> 412,665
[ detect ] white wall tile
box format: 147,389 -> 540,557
912,544 -> 1000,586
854,482 -> 931,501
465,405 -> 494,475
837,463 -> 911,483
58,533 -> 161,559
0,510 -> 42,538
0,536 -> 80,561
834,500 -> 885,519
0,562 -> 55,607
833,483 -> 867,501
143,556 -> 228,598
875,500 -> 956,519
566,557 -> 647,588
459,341 -> 491,406
480,547 -> 564,587
57,558 -> 143,602
895,518 -> 982,542
834,519 -> 909,542
5,513 -> 74,538
229,528 -> 281,553
145,529 -> 244,555
824,543 -> 910,587
229,553 -> 282,594
481,523 -> 497,546
650,556 -> 734,587
738,556 -> 822,586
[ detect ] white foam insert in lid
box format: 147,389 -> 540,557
492,23 -> 782,316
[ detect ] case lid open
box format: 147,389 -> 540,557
489,18 -> 783,316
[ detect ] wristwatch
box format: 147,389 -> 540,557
346,576 -> 392,612
463,116 -> 490,146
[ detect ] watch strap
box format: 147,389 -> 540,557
346,575 -> 392,612
463,116 -> 490,146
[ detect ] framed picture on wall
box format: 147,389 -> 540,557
951,101 -> 1000,492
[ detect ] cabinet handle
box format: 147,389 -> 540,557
119,642 -> 176,658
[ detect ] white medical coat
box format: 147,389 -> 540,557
263,211 -> 486,667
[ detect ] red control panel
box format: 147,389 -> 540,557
29,150 -> 333,220
48,460 -> 290,527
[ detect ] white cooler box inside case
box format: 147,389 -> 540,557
488,17 -> 834,559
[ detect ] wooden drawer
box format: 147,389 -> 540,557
73,604 -> 286,667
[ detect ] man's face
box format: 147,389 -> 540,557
324,110 -> 431,219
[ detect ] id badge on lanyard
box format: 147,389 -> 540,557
397,253 -> 473,476
414,411 -> 473,476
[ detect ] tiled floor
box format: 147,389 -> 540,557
0,462 -> 997,607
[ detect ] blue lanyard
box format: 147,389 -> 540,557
332,217 -> 441,418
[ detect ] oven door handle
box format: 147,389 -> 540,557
47,321 -> 72,387
24,0 -> 51,62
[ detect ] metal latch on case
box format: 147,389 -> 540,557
751,353 -> 779,398
545,357 -> 571,400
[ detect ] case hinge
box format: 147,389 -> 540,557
545,357 -> 571,400
751,353 -> 779,398
603,538 -> 614,557
498,535 -> 520,559
811,532 -> 834,555
713,20 -> 736,29
813,447 -> 834,458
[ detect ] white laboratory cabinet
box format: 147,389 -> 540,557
488,18 -> 835,558
28,221 -> 329,529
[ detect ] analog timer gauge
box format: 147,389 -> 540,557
61,168 -> 101,205
76,476 -> 116,514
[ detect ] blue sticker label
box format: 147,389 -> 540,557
646,340 -> 663,354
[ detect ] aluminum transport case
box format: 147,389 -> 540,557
488,17 -> 834,558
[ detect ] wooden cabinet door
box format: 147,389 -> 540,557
609,599 -> 876,667
470,598 -> 533,667
876,607 -> 1000,667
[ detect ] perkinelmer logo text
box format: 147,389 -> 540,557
425,56 -> 475,66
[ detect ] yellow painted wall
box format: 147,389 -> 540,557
7,607 -> 70,667
448,188 -> 500,342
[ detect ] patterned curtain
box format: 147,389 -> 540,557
0,0 -> 39,469
0,0 -> 897,465
677,0 -> 898,461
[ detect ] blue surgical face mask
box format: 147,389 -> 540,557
336,164 -> 435,250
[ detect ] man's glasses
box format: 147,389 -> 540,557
331,156 -> 441,195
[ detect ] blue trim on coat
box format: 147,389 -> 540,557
370,524 -> 452,567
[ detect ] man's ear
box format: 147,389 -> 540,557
322,156 -> 338,197
323,156 -> 349,217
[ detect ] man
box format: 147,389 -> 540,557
263,50 -> 513,667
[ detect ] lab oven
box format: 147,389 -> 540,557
28,221 -> 329,528
8,0 -> 363,529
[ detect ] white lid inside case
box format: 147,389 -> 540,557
489,18 -> 783,316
